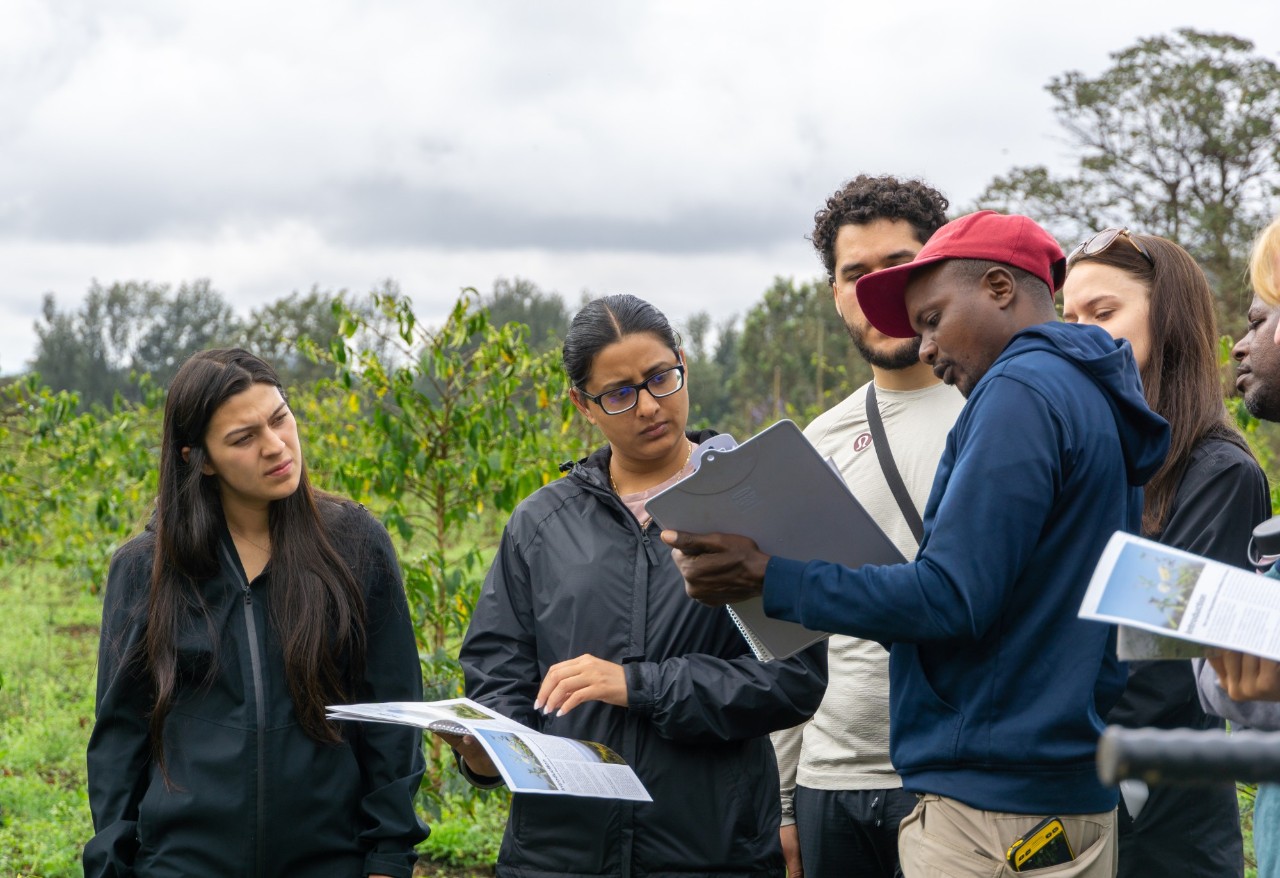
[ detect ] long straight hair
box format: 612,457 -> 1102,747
1068,235 -> 1252,535
147,349 -> 367,776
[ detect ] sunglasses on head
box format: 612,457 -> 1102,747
1069,227 -> 1154,266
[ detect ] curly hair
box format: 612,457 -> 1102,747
810,175 -> 950,281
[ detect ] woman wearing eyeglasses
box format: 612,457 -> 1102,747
1063,230 -> 1269,878
450,294 -> 827,878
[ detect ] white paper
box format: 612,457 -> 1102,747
327,698 -> 652,801
1079,532 -> 1280,661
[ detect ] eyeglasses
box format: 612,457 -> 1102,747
577,365 -> 686,415
1069,227 -> 1154,266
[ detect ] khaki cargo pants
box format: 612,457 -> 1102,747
898,794 -> 1118,877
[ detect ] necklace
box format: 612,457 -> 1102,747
610,440 -> 695,497
229,526 -> 271,555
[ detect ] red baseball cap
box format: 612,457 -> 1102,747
855,210 -> 1066,339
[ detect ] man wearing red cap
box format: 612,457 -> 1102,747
664,211 -> 1171,876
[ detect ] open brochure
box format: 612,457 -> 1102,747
644,420 -> 905,661
327,698 -> 652,802
1080,531 -> 1280,661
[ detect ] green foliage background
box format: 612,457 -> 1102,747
2,288 -> 1271,876
1,287 -> 591,874
2,25 -> 1278,875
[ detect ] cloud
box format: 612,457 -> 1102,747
1,0 -> 1086,250
0,0 -> 1276,372
0,223 -> 824,374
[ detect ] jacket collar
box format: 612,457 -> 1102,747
561,428 -> 720,485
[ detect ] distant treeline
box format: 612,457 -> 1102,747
19,27 -> 1280,434
23,275 -> 872,439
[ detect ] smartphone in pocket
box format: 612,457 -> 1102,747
1005,816 -> 1075,871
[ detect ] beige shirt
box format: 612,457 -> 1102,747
772,379 -> 965,822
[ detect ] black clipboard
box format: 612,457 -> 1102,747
645,419 -> 905,660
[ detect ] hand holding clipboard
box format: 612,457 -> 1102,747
646,420 -> 904,660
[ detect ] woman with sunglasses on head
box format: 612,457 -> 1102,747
1063,230 -> 1269,878
85,349 -> 427,878
449,294 -> 827,878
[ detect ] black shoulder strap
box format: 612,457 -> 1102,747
865,383 -> 924,545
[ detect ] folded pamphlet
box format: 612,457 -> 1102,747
1115,625 -> 1207,660
327,698 -> 651,801
1080,531 -> 1280,661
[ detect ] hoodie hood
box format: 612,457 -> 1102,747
996,322 -> 1169,486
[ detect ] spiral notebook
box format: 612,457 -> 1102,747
645,420 -> 905,661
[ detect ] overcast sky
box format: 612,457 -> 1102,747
1,1 -> 1276,375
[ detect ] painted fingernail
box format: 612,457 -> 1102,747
533,699 -> 543,711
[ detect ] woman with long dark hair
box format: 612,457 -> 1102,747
1063,231 -> 1270,878
85,349 -> 427,877
449,294 -> 827,878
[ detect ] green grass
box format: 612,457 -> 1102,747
1241,783 -> 1258,878
0,563 -> 99,877
0,557 -> 1260,876
0,559 -> 506,877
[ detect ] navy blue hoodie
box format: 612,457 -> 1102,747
765,322 -> 1170,814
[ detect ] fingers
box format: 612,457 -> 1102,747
1234,654 -> 1280,701
1237,652 -> 1260,700
663,531 -> 769,607
1207,652 -> 1228,689
660,529 -> 763,556
535,654 -> 628,716
661,529 -> 715,554
1256,659 -> 1280,700
433,730 -> 465,748
434,730 -> 499,777
1210,651 -> 1280,702
1221,649 -> 1245,700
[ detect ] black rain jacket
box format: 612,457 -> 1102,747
85,500 -> 428,877
460,432 -> 828,878
1107,434 -> 1268,878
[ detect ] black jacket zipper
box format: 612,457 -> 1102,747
220,542 -> 267,877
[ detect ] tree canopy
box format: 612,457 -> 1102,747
32,280 -> 240,410
975,28 -> 1280,332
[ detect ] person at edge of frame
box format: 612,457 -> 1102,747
442,294 -> 828,878
663,210 -> 1172,877
772,174 -> 964,878
1196,214 -> 1280,878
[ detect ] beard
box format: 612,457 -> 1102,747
848,323 -> 922,371
1245,383 -> 1280,423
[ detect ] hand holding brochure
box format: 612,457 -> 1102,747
644,420 -> 905,661
327,698 -> 651,801
1080,531 -> 1280,661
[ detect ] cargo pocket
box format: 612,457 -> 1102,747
898,795 -> 1004,878
992,811 -> 1116,876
